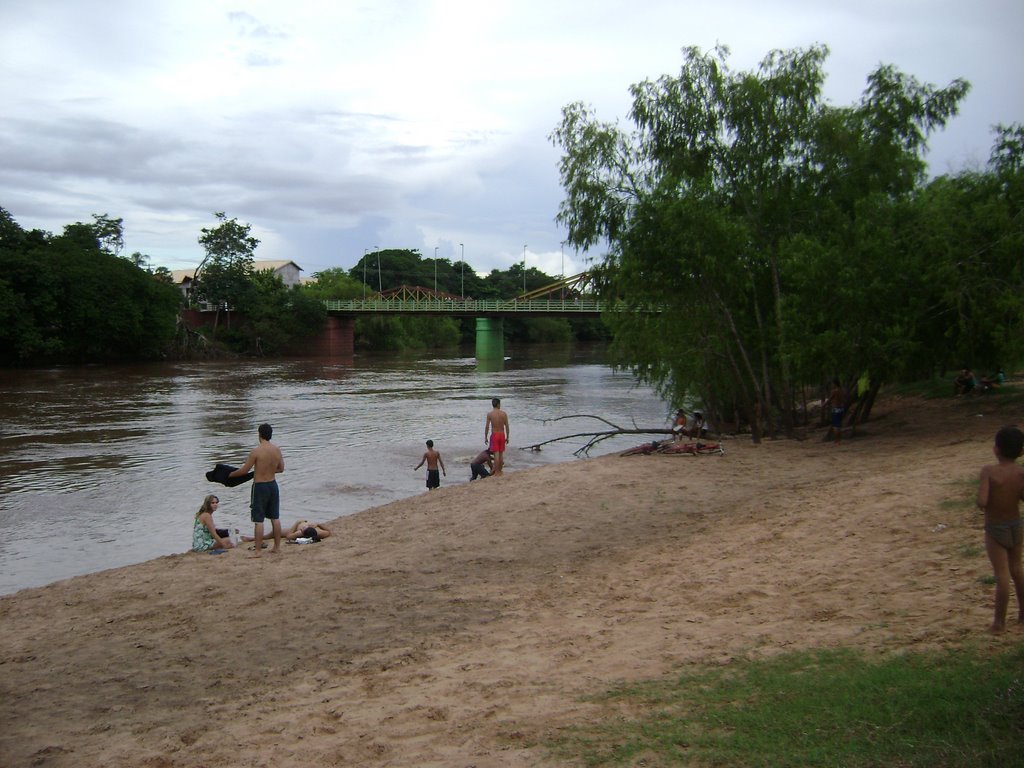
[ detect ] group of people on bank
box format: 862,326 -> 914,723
192,398 -> 512,555
192,422 -> 332,556
954,367 -> 1005,396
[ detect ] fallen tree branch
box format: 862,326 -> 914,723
520,414 -> 673,457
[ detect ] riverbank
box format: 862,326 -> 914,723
1,389 -> 1020,767
0,354 -> 668,596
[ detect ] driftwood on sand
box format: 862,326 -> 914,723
519,414 -> 675,457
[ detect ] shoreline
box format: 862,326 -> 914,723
0,354 -> 669,599
2,392 -> 1021,767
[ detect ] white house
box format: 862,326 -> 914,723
171,260 -> 304,301
252,260 -> 303,288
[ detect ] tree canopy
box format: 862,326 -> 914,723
0,208 -> 181,364
193,212 -> 259,312
551,45 -> 1021,439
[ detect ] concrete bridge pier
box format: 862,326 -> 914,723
308,315 -> 355,357
475,317 -> 504,362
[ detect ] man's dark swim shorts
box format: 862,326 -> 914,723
250,480 -> 280,523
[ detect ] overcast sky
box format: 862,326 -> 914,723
2,1 -> 1021,280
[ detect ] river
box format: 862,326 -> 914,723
0,345 -> 670,595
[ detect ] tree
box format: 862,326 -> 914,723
0,208 -> 180,364
194,212 -> 259,334
551,45 -> 970,440
907,124 -> 1024,374
301,267 -> 365,300
228,270 -> 325,355
90,214 -> 125,257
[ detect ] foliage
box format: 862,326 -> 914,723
88,214 -> 125,256
0,201 -> 615,364
194,211 -> 259,316
0,207 -> 181,364
349,247 -> 498,300
549,44 -> 1014,439
518,317 -> 573,343
299,267 -> 365,300
230,270 -> 326,355
547,645 -> 1024,767
354,315 -> 461,351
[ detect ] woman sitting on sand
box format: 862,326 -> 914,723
192,495 -> 235,552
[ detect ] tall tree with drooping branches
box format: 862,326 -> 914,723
551,45 -> 970,439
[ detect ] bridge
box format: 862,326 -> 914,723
319,272 -> 605,359
322,272 -> 602,317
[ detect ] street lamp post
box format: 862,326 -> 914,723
459,243 -> 464,298
522,245 -> 527,296
375,245 -> 381,293
560,242 -> 565,299
434,246 -> 438,294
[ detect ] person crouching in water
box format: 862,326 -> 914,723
470,448 -> 494,480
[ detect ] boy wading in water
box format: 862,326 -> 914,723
976,425 -> 1024,633
414,439 -> 446,490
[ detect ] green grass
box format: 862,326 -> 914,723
546,646 -> 1024,767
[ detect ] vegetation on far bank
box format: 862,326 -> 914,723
0,208 -> 605,366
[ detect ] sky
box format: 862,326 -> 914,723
2,0 -> 1022,281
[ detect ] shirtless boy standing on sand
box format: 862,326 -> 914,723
976,425 -> 1024,633
485,398 -> 510,476
229,423 -> 285,557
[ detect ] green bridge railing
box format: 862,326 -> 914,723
321,298 -> 605,314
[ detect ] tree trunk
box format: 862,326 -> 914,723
713,289 -> 766,443
750,282 -> 777,438
769,253 -> 795,438
722,333 -> 762,444
859,380 -> 882,423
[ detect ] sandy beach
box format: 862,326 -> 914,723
1,390 -> 1021,767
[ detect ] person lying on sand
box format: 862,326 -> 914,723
243,520 -> 331,543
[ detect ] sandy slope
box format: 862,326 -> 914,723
1,390 -> 1021,767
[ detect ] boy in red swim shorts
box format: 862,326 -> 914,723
485,397 -> 510,476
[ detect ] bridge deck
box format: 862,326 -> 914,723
322,298 -> 605,317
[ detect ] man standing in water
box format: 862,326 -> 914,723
485,398 -> 510,476
229,423 -> 284,556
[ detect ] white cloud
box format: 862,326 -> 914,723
1,0 -> 1021,278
